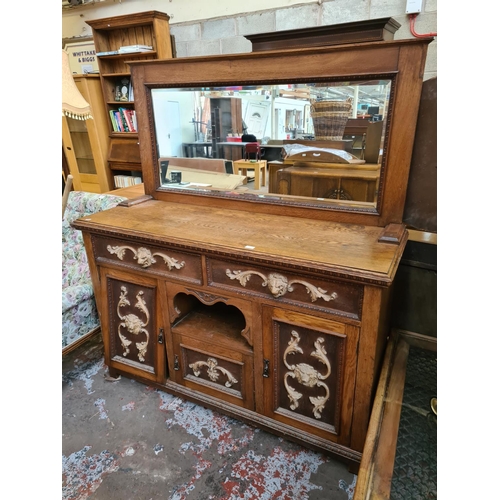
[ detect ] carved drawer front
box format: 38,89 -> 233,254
104,273 -> 161,382
93,235 -> 202,284
262,306 -> 359,446
172,334 -> 255,410
207,258 -> 363,320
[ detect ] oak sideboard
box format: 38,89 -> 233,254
73,23 -> 432,468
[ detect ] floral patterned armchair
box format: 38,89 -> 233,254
62,191 -> 126,353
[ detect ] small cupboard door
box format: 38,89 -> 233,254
262,306 -> 359,446
99,267 -> 166,383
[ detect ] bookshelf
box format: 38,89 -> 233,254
62,74 -> 113,193
86,11 -> 174,188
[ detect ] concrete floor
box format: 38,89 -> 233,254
62,333 -> 357,500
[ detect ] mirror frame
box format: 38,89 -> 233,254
130,38 -> 431,227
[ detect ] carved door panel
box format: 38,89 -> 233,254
171,334 -> 255,410
262,306 -> 359,446
99,267 -> 165,383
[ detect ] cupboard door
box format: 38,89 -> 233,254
99,267 -> 165,383
262,306 -> 359,446
171,334 -> 255,410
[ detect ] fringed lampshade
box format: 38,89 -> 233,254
62,50 -> 93,120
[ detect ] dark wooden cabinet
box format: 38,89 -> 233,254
211,97 -> 243,140
74,26 -> 432,469
261,306 -> 360,447
98,266 -> 166,383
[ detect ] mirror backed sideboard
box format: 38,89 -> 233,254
73,25 -> 432,469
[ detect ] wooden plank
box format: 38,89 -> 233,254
370,337 -> 409,498
353,331 -> 398,499
354,329 -> 437,499
162,166 -> 245,190
161,156 -> 231,174
62,327 -> 101,356
106,183 -> 145,199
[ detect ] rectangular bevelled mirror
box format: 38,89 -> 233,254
130,38 -> 431,226
150,78 -> 391,211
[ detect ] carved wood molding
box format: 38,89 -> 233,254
87,231 -> 390,286
189,357 -> 238,387
283,331 -> 332,420
226,269 -> 338,303
117,286 -> 150,362
186,289 -> 228,306
107,244 -> 185,270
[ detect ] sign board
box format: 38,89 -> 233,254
64,40 -> 99,75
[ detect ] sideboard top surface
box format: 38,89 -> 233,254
73,200 -> 406,283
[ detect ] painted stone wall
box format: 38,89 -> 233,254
62,0 -> 437,80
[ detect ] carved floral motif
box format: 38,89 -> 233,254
117,286 -> 150,362
189,357 -> 238,388
107,244 -> 185,270
283,330 -> 331,419
226,269 -> 338,303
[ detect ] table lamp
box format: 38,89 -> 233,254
62,49 -> 93,120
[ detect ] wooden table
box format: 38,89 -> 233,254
233,159 -> 267,190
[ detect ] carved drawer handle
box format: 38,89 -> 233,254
226,269 -> 337,303
107,244 -> 185,270
189,357 -> 238,387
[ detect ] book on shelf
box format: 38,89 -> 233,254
96,50 -> 119,56
119,107 -> 135,133
114,110 -> 125,132
118,108 -> 130,132
114,174 -> 143,188
110,108 -> 137,133
109,110 -> 119,132
131,111 -> 138,132
118,45 -> 153,54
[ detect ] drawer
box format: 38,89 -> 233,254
207,257 -> 363,320
172,334 -> 255,410
92,235 -> 203,284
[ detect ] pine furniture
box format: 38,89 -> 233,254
62,75 -> 113,193
73,28 -> 432,469
233,159 -> 267,190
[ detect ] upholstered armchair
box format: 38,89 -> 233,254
62,191 -> 126,354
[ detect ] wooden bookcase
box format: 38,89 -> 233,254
62,74 -> 112,193
86,11 -> 174,187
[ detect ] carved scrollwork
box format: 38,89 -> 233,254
225,269 -> 338,303
107,244 -> 185,271
283,330 -> 331,419
189,357 -> 238,388
117,286 -> 150,362
188,289 -> 228,306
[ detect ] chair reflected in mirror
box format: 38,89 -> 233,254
244,142 -> 262,160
